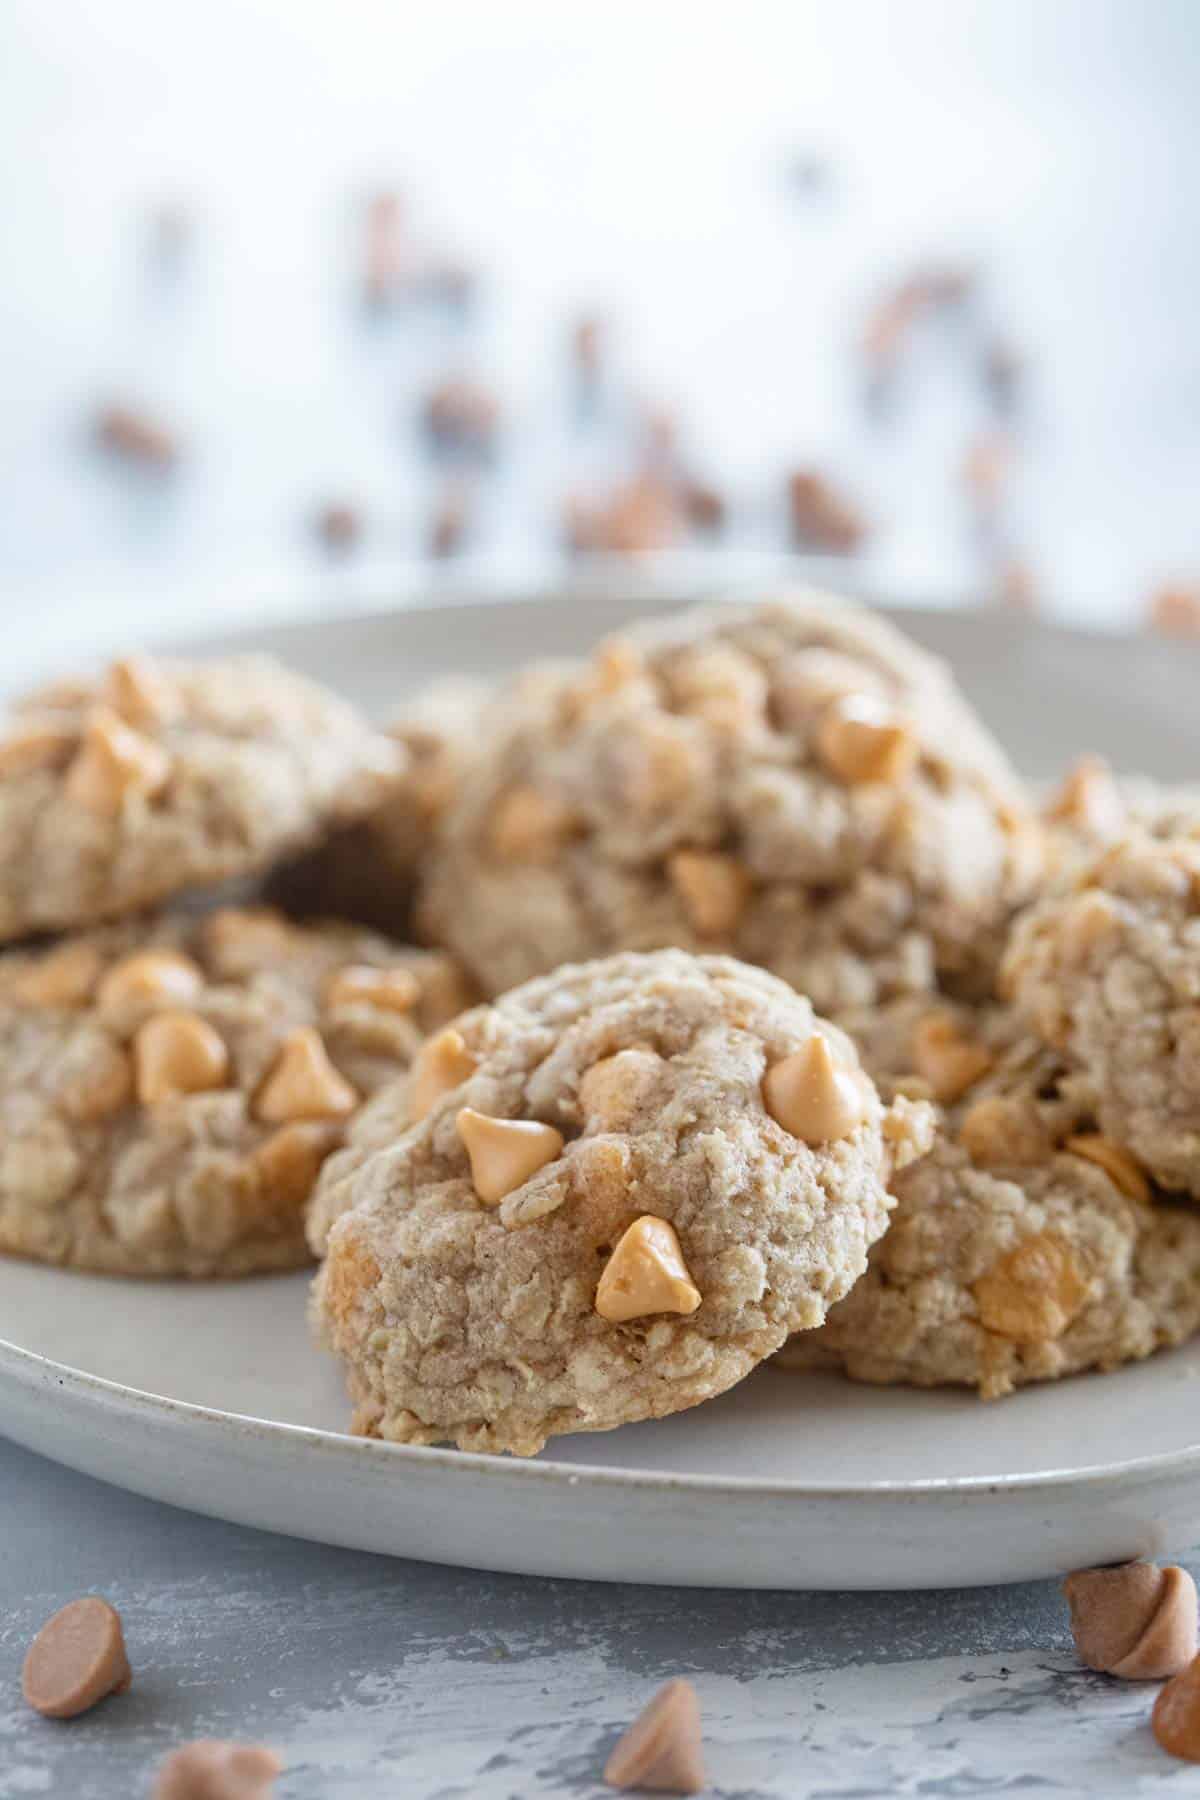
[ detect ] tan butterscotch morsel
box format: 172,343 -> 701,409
763,1035 -> 868,1144
251,1122 -> 344,1214
408,1027 -> 477,1122
456,1107 -> 564,1206
1058,892 -> 1122,963
107,655 -> 178,729
1064,1563 -> 1198,1680
911,1012 -> 993,1103
22,1596 -> 131,1719
667,849 -> 751,936
255,1028 -> 359,1123
135,1011 -> 230,1105
488,784 -> 576,859
325,964 -> 419,1014
98,950 -> 204,1026
1043,755 -> 1126,839
1064,1135 -> 1151,1206
815,694 -> 918,786
595,1216 -> 702,1323
1154,1652 -> 1200,1762
153,1740 -> 282,1799
12,941 -> 103,1008
959,1095 -> 1052,1167
604,1678 -> 705,1794
63,709 -> 171,816
0,720 -> 77,778
972,1231 -> 1090,1343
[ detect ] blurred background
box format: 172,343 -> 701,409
2,0 -> 1198,668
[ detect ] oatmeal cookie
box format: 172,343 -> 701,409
311,949 -> 934,1454
417,595 -> 1042,1013
779,1133 -> 1200,1397
0,906 -> 467,1276
0,652 -> 401,940
1004,832 -> 1200,1199
1041,756 -> 1200,880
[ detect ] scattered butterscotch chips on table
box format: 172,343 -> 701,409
991,557 -> 1038,612
423,377 -> 499,458
22,1597 -> 131,1719
415,594 -> 1041,1014
604,1677 -> 706,1794
0,651 -> 401,941
309,949 -> 933,1454
1154,1653 -> 1200,1762
429,481 -> 471,558
0,907 -> 461,1277
564,475 -> 682,556
152,1740 -> 282,1799
786,470 -> 866,553
1064,1563 -> 1198,1679
94,403 -> 178,469
363,189 -> 406,308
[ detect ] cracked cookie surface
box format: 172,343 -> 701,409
0,907 -> 467,1276
417,595 -> 1041,1014
311,948 -> 934,1454
0,653 -> 401,940
1004,833 -> 1200,1199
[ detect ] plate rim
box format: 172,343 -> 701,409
5,1328 -> 1199,1501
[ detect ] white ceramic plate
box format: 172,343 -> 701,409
3,591 -> 1200,1590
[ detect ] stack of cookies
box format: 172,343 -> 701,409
6,597 -> 1200,1457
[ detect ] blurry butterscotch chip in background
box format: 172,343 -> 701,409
1148,584 -> 1200,637
423,377 -> 499,459
94,403 -> 178,470
992,558 -> 1038,612
429,482 -> 472,558
962,431 -> 1012,513
363,189 -> 407,308
787,470 -> 866,553
564,474 -> 682,556
680,479 -> 725,534
314,501 -> 362,552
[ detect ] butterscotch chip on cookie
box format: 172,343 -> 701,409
0,653 -> 401,940
416,595 -> 1042,1013
777,1131 -> 1200,1397
0,907 -> 465,1276
1004,833 -> 1200,1199
310,949 -> 934,1454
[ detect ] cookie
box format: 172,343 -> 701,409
1041,757 -> 1200,880
416,595 -> 1042,1015
1003,832 -> 1200,1200
267,676 -> 490,932
778,1132 -> 1200,1399
310,948 -> 934,1455
0,653 -> 401,940
0,906 -> 468,1276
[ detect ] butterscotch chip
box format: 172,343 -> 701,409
408,1027 -> 477,1122
779,1130 -> 1200,1398
958,1095 -> 1051,1167
815,695 -> 918,786
456,1107 -> 564,1205
255,1028 -> 359,1123
22,1597 -> 131,1719
604,1677 -> 705,1794
1064,1135 -> 1150,1205
595,1216 -> 702,1323
973,1231 -> 1089,1343
135,1011 -> 230,1105
1154,1653 -> 1200,1762
12,942 -> 103,1008
63,709 -> 171,816
311,950 -> 931,1454
0,720 -> 77,778
0,653 -> 400,942
107,655 -> 178,728
98,950 -> 204,1026
667,849 -> 751,937
0,909 -> 446,1277
1043,755 -> 1126,839
1065,1563 -> 1197,1680
325,964 -> 420,1015
911,1012 -> 992,1103
488,785 -> 575,860
763,1035 -> 869,1143
152,1740 -> 282,1799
